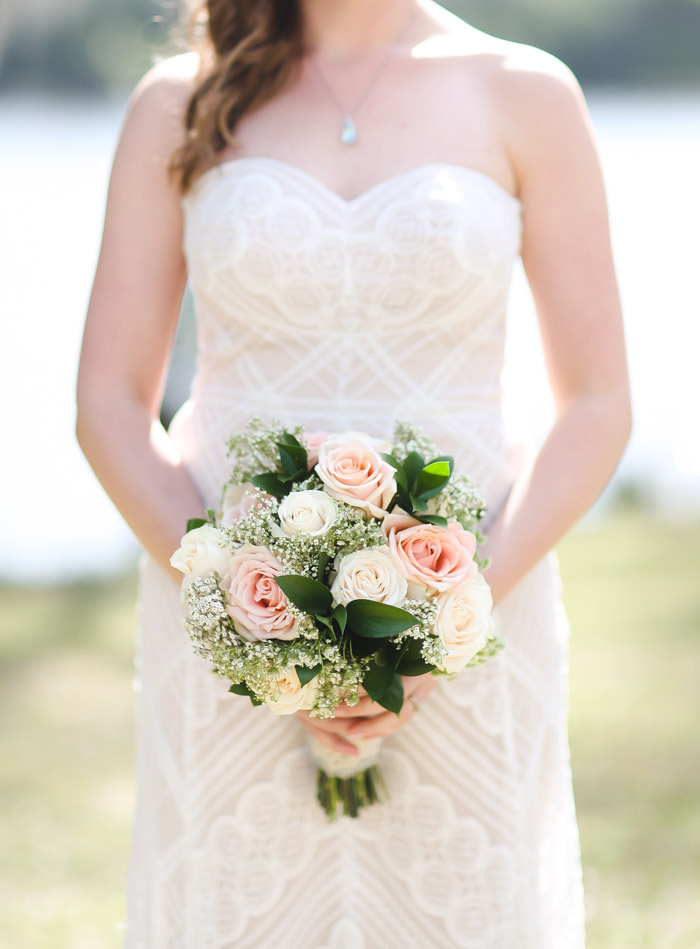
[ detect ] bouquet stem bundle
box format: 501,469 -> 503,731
311,736 -> 387,818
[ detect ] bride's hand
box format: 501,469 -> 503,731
296,673 -> 436,756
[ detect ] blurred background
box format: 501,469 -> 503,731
1,1 -> 699,946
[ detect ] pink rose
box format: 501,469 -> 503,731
221,544 -> 298,641
383,512 -> 478,596
302,431 -> 329,469
316,435 -> 396,519
220,482 -> 268,525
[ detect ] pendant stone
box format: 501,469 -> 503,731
340,115 -> 357,146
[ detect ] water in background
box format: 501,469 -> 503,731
1,91 -> 699,581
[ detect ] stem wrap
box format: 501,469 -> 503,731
309,736 -> 388,818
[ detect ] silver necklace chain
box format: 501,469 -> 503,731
309,7 -> 418,146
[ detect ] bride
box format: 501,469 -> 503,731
77,0 -> 631,945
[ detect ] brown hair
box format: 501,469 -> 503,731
170,1 -> 304,193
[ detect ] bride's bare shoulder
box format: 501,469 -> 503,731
128,52 -> 199,116
116,53 -> 199,169
420,4 -> 584,107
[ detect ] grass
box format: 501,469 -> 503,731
0,510 -> 698,947
563,511 -> 700,948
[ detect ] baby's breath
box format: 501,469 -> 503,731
429,472 -> 487,533
225,416 -> 306,485
220,494 -> 279,547
390,420 -> 439,463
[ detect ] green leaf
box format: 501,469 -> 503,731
330,603 -> 347,633
278,431 -> 304,448
379,452 -> 400,470
317,551 -> 331,581
277,469 -> 306,483
277,441 -> 308,478
347,633 -> 381,659
229,682 -> 263,705
362,659 -> 394,701
415,514 -> 449,527
295,663 -> 322,686
228,682 -> 252,696
377,673 -> 404,715
403,451 -> 426,488
401,637 -> 427,660
186,517 -> 208,533
380,452 -> 408,492
394,485 -> 413,512
250,472 -> 287,498
430,454 -> 455,469
274,575 -> 333,616
394,656 -> 435,676
413,460 -> 452,501
346,600 -> 417,638
409,493 -> 429,513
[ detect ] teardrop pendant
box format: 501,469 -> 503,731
340,115 -> 357,146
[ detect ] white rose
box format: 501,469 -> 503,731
273,490 -> 338,537
433,573 -> 494,674
266,667 -> 318,716
330,546 -> 408,607
170,524 -> 230,581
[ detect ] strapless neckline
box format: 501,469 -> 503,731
183,156 -> 523,212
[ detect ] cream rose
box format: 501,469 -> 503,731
221,544 -> 298,641
170,524 -> 230,581
330,546 -> 408,607
273,490 -> 338,537
433,573 -> 494,674
383,511 -> 478,596
316,435 -> 396,519
266,667 -> 318,716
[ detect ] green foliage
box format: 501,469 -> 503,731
387,449 -> 454,524
345,600 -> 417,639
362,657 -> 395,701
2,0 -> 699,93
274,574 -> 333,617
295,663 -> 322,686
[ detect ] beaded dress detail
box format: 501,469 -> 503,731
126,158 -> 586,948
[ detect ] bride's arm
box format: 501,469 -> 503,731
76,60 -> 204,581
482,50 -> 632,605
309,52 -> 632,747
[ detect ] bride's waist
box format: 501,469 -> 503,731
169,389 -> 524,513
187,377 -> 505,415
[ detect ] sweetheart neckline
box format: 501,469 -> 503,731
183,156 -> 523,212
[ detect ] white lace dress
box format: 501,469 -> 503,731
126,158 -> 586,948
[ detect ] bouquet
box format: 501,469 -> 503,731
171,418 -> 503,818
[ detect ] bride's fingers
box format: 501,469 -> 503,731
296,711 -> 358,738
332,696 -> 385,718
335,673 -> 436,720
345,699 -> 417,740
298,718 -> 360,757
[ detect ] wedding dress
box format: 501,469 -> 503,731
126,157 -> 586,948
